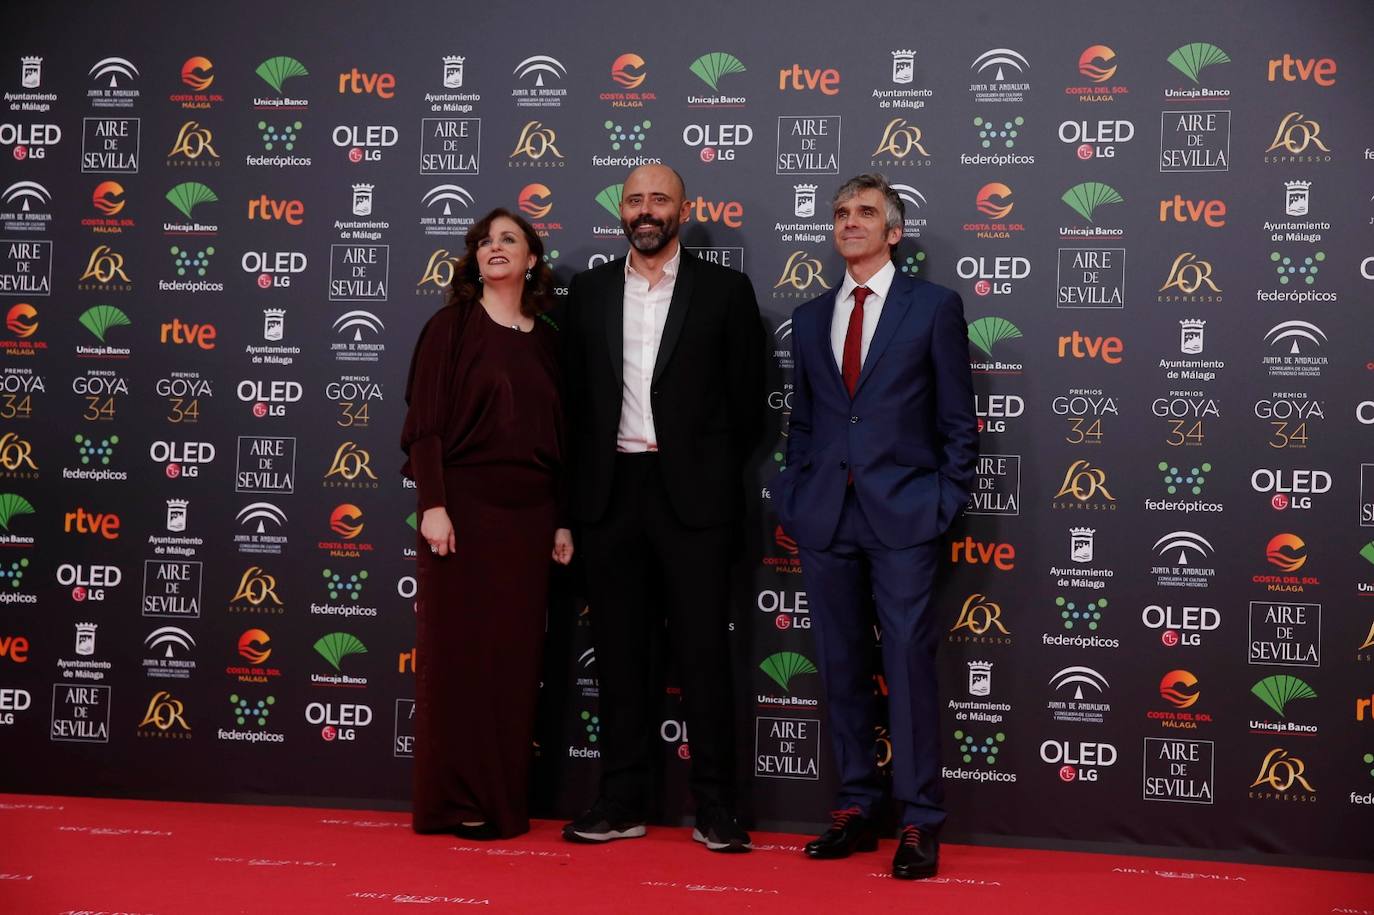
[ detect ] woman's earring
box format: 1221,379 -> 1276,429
524,270 -> 532,281
477,274 -> 484,283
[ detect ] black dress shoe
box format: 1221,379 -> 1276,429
804,806 -> 879,859
452,822 -> 500,840
891,825 -> 939,880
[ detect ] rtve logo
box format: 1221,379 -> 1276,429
159,318 -> 217,350
247,195 -> 305,225
778,64 -> 840,95
64,507 -> 120,540
1266,54 -> 1336,86
683,196 -> 743,228
337,68 -> 396,98
1057,331 -> 1123,364
0,634 -> 29,663
950,536 -> 1015,570
1158,195 -> 1226,227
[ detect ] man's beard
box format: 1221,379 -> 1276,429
622,214 -> 678,254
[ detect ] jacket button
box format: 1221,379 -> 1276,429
651,389 -> 659,396
839,460 -> 848,469
850,415 -> 860,424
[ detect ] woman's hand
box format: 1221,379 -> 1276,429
420,506 -> 456,557
552,528 -> 574,565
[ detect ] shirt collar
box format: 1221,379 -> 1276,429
838,259 -> 897,305
624,241 -> 683,282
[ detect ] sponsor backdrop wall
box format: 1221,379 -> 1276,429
2,0 -> 1371,869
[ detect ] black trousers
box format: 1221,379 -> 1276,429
579,452 -> 737,815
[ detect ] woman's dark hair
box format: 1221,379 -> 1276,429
448,208 -> 555,317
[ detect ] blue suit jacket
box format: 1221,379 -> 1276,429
776,271 -> 979,550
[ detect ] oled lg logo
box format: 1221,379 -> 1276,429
975,394 -> 1023,433
56,564 -> 122,602
957,255 -> 1029,296
241,251 -> 307,288
149,441 -> 215,479
1040,739 -> 1116,782
306,701 -> 372,741
1058,119 -> 1133,159
237,380 -> 303,418
758,589 -> 809,630
332,124 -> 398,163
1250,468 -> 1331,511
1142,604 -> 1219,647
0,122 -> 61,160
681,124 -> 752,163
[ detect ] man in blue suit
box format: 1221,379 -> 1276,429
776,173 -> 977,880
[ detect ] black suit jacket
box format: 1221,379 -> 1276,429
563,249 -> 765,528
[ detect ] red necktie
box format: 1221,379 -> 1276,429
841,286 -> 872,398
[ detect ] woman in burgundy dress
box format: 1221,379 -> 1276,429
401,208 -> 572,839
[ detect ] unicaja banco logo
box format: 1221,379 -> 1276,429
594,184 -> 623,219
1251,675 -> 1316,717
967,317 -> 1022,357
314,631 -> 367,671
689,52 -> 745,92
78,306 -> 131,343
1062,182 -> 1123,222
165,181 -> 217,219
1166,43 -> 1230,84
759,651 -> 817,692
256,56 -> 308,95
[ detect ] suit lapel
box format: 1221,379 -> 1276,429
815,286 -> 847,396
603,261 -> 626,388
651,251 -> 694,384
853,273 -> 914,396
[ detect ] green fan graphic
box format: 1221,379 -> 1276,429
405,512 -> 417,531
78,305 -> 131,343
0,493 -> 36,531
1359,541 -> 1374,566
594,184 -> 623,219
759,651 -> 817,692
689,52 -> 746,92
256,56 -> 309,94
165,181 -> 218,219
1061,181 -> 1123,222
1251,674 -> 1316,717
967,317 -> 1022,357
1167,43 -> 1231,84
314,632 -> 368,671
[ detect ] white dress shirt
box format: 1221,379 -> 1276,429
829,259 -> 897,370
617,243 -> 681,452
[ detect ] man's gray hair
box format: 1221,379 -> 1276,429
831,173 -> 904,233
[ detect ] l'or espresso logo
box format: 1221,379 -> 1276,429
1264,112 -> 1331,164
1157,251 -> 1221,304
1152,390 -> 1218,447
1040,739 -> 1116,783
776,116 -> 840,175
236,436 -> 295,494
416,249 -> 459,295
1053,460 -> 1116,511
81,117 -> 139,173
50,684 -> 111,743
0,122 -> 61,161
1143,738 -> 1214,804
137,690 -> 191,739
509,121 -> 565,168
142,560 -> 202,619
1066,45 -> 1128,102
326,376 -> 382,428
419,118 -> 480,174
1,241 -> 52,297
967,453 -> 1020,515
1056,248 -> 1124,308
948,593 -> 1011,645
771,251 -> 829,300
77,244 -> 132,292
329,245 -> 388,301
871,117 -> 929,168
0,431 -> 36,480
1249,747 -> 1315,802
1249,601 -> 1320,667
324,441 -> 378,490
1256,392 -> 1323,449
167,121 -> 221,168
228,565 -> 284,614
1159,110 -> 1230,172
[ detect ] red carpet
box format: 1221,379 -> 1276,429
1,794 -> 1369,913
